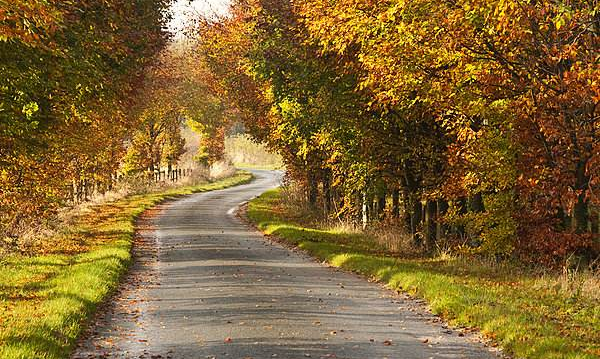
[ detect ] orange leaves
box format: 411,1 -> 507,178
0,1 -> 63,48
191,0 -> 600,264
1,0 -> 172,242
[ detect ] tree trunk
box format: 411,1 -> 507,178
323,175 -> 331,214
425,200 -> 437,252
392,189 -> 400,218
573,196 -> 588,233
308,176 -> 318,207
573,159 -> 590,233
83,178 -> 89,201
368,197 -> 376,221
401,191 -> 411,230
437,199 -> 449,241
411,200 -> 423,244
377,192 -> 386,219
456,198 -> 467,238
72,179 -> 78,203
557,207 -> 569,230
590,207 -> 598,234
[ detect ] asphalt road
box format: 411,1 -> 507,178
72,170 -> 500,359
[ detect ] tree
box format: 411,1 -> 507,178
1,0 -> 172,238
191,0 -> 600,263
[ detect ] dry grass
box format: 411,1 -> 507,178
278,185 -> 424,257
365,221 -> 423,256
535,264 -> 600,302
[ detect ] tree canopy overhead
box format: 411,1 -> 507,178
194,0 -> 600,265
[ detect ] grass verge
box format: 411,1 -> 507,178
0,172 -> 253,359
247,189 -> 600,359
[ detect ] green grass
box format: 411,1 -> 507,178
0,172 -> 253,359
247,189 -> 600,359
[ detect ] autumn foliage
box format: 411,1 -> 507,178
2,0 -> 599,265
0,1 -> 172,238
195,0 -> 600,265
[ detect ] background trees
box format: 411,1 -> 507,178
1,0 -> 172,237
195,0 -> 600,265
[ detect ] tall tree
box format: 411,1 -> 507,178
1,0 -> 172,237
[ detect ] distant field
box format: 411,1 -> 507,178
225,134 -> 284,170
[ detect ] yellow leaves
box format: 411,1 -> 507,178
21,101 -> 39,120
456,125 -> 479,143
553,4 -> 573,30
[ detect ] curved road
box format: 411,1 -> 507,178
73,170 -> 499,359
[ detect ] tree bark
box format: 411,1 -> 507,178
392,189 -> 400,218
323,175 -> 331,214
72,179 -> 78,203
573,159 -> 590,233
573,197 -> 588,233
469,193 -> 485,213
308,176 -> 318,207
589,207 -> 598,234
411,200 -> 423,244
377,191 -> 386,219
425,200 -> 437,252
456,198 -> 467,238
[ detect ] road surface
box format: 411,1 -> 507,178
73,170 -> 500,359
